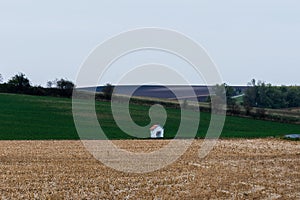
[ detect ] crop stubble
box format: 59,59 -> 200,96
0,139 -> 299,199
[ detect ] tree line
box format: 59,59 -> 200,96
210,79 -> 300,123
243,79 -> 300,110
1,73 -> 299,113
212,79 -> 300,110
0,73 -> 75,98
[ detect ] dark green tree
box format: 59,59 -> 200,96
243,79 -> 258,114
225,84 -> 240,114
102,83 -> 114,100
56,79 -> 74,90
286,86 -> 300,107
7,73 -> 31,92
54,78 -> 75,97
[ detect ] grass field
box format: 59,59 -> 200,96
0,93 -> 299,140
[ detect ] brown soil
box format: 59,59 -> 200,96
0,139 -> 299,199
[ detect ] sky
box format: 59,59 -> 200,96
0,0 -> 299,86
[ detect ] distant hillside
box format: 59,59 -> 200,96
79,85 -> 248,102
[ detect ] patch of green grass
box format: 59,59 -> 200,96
0,93 -> 299,140
0,93 -> 78,139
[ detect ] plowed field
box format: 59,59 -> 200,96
0,139 -> 299,199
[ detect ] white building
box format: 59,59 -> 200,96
150,124 -> 164,138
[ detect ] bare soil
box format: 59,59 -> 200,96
0,139 -> 299,199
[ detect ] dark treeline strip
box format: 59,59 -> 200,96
0,83 -> 73,98
243,79 -> 300,109
0,73 -> 74,98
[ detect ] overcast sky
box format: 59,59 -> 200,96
0,0 -> 299,86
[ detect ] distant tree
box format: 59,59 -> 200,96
182,99 -> 188,109
47,78 -> 59,88
53,78 -> 75,97
225,84 -> 240,114
7,73 -> 31,91
243,79 -> 258,114
102,83 -> 114,100
287,86 -> 300,107
225,84 -> 236,105
46,81 -> 53,88
211,83 -> 241,114
211,84 -> 227,113
56,78 -> 74,90
0,74 -> 3,83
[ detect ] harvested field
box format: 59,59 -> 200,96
0,139 -> 299,199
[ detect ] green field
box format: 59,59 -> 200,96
0,93 -> 299,140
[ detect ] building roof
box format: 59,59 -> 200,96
150,124 -> 162,131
